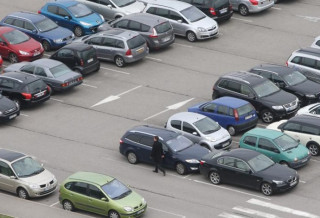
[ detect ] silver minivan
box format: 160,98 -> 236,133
142,0 -> 219,42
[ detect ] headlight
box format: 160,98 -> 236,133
54,39 -> 63,43
294,157 -> 298,162
197,27 -> 206,32
15,102 -> 20,109
141,198 -> 146,205
272,105 -> 284,110
0,111 -> 2,115
272,180 -> 285,185
306,94 -> 316,98
123,206 -> 133,212
99,14 -> 105,22
28,183 -> 40,189
71,33 -> 75,38
185,159 -> 200,164
19,50 -> 30,55
205,136 -> 216,142
80,21 -> 92,26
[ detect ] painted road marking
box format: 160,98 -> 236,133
50,201 -> 60,207
311,159 -> 320,163
82,83 -> 97,88
298,15 -> 320,22
272,7 -> 282,10
148,207 -> 186,218
231,17 -> 253,23
100,67 -> 130,75
20,113 -> 29,117
146,57 -> 162,62
233,206 -> 279,218
51,98 -> 64,103
219,212 -> 246,218
43,54 -> 50,57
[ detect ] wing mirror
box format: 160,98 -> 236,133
101,197 -> 108,201
192,132 -> 198,136
248,93 -> 255,99
177,20 -> 182,23
0,41 -> 7,46
10,176 -> 17,179
107,4 -> 113,9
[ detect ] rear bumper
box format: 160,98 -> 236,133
234,116 -> 258,133
212,11 -> 233,22
23,94 -> 50,106
53,80 -> 83,92
248,1 -> 274,13
124,48 -> 149,64
79,61 -> 100,75
148,35 -> 175,49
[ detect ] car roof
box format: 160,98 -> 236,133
0,26 -> 16,34
0,71 -> 39,84
128,125 -> 179,141
296,47 -> 320,58
212,96 -> 249,108
123,13 -> 167,26
67,172 -> 114,186
221,71 -> 265,85
62,43 -> 93,51
169,112 -> 208,123
252,64 -> 296,75
145,0 -> 191,11
0,149 -> 26,163
289,114 -> 320,126
48,0 -> 78,7
98,28 -> 139,40
32,58 -> 62,68
244,128 -> 283,139
7,11 -> 46,23
223,148 -> 261,161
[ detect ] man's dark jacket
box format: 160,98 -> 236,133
151,141 -> 163,163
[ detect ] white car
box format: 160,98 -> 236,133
165,112 -> 231,150
311,36 -> 320,49
267,115 -> 320,156
296,103 -> 320,118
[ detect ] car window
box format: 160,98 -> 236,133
48,5 -> 58,14
217,79 -> 228,89
13,19 -> 24,28
87,37 -> 102,45
21,65 -> 35,74
78,47 -> 96,61
25,79 -> 47,93
141,24 -> 150,32
57,49 -> 74,58
114,39 -> 125,49
35,67 -> 47,77
291,56 -> 301,64
170,120 -> 181,130
226,81 -> 241,93
146,7 -> 156,15
0,78 -> 15,89
240,84 -> 252,96
154,21 -> 171,33
125,134 -> 141,143
283,122 -> 301,132
102,37 -> 116,47
58,7 -> 70,17
234,159 -> 250,171
49,64 -> 70,78
156,8 -> 170,19
180,5 -> 205,23
243,136 -> 257,147
127,35 -> 145,49
316,40 -> 320,47
217,105 -> 229,115
203,103 -> 217,112
114,19 -> 129,28
64,182 -> 73,190
237,104 -> 254,116
3,29 -> 30,45
219,156 -> 235,167
128,20 -> 141,31
68,3 -> 93,18
0,161 -> 14,177
258,138 -> 278,153
139,136 -> 154,147
301,57 -> 316,68
316,61 -> 320,70
193,117 -> 220,134
301,125 -> 320,135
88,184 -> 105,199
70,182 -> 88,195
183,122 -> 197,134
24,21 -> 36,31
3,17 -> 14,25
259,71 -> 272,79
169,10 -> 184,22
100,0 -> 114,7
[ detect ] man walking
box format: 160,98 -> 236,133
151,136 -> 166,176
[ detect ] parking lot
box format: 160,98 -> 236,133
1,0 -> 320,217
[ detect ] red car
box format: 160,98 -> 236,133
0,27 -> 44,63
0,55 -> 3,69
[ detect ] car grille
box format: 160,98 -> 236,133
4,107 -> 17,115
40,179 -> 54,188
283,100 -> 298,111
207,26 -> 217,31
39,186 -> 56,195
134,203 -> 144,210
287,176 -> 297,184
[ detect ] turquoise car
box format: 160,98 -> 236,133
239,128 -> 311,168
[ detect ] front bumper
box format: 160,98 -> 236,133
212,138 -> 232,150
273,175 -> 299,193
120,204 -> 147,218
288,155 -> 311,169
28,183 -> 58,198
0,109 -> 20,122
195,27 -> 219,40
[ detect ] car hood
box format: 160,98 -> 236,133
113,190 -> 145,208
266,120 -> 287,131
291,80 -> 320,95
77,13 -> 104,27
177,144 -> 210,160
0,95 -> 17,111
9,39 -> 41,53
41,26 -> 73,40
122,1 -> 145,14
260,90 -> 296,106
55,71 -> 82,83
189,16 -> 218,29
258,163 -> 297,181
3,62 -> 29,73
206,127 -> 230,142
283,144 -> 309,160
19,169 -> 55,185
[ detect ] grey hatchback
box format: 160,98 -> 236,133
73,29 -> 148,67
98,13 -> 175,50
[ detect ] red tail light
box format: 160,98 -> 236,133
125,49 -> 132,56
22,93 -> 32,100
77,77 -> 83,81
149,28 -> 158,38
286,61 -> 288,66
209,8 -> 216,15
120,139 -> 123,144
229,5 -> 232,10
234,109 -> 239,121
80,59 -> 84,66
249,0 -> 258,5
47,85 -> 51,93
61,82 -> 69,87
37,10 -> 41,14
200,160 -> 205,165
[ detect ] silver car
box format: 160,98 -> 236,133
296,103 -> 320,118
230,0 -> 274,16
165,112 -> 232,150
142,0 -> 219,42
311,36 -> 320,49
76,0 -> 145,20
0,149 -> 57,199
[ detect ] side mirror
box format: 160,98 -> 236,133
41,163 -> 44,167
107,4 -> 113,9
64,16 -> 71,20
101,197 -> 108,201
177,20 -> 182,23
297,139 -> 300,143
247,169 -> 252,174
10,176 -> 16,179
273,149 -> 280,153
192,131 -> 198,136
32,29 -> 38,34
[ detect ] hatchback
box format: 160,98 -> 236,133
230,0 -> 274,16
50,43 -> 100,75
74,29 -> 148,67
39,0 -> 105,37
0,149 -> 57,199
0,11 -> 74,51
0,27 -> 44,63
188,97 -> 258,136
59,172 -> 147,218
296,103 -> 320,118
0,94 -> 20,122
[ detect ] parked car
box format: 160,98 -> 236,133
74,29 -> 148,67
200,148 -> 299,195
98,13 -> 175,50
165,112 -> 231,150
50,43 -> 100,75
296,103 -> 320,118
0,94 -> 20,122
0,27 -> 44,63
188,97 -> 258,136
76,0 -> 145,20
39,0 -> 105,37
176,0 -> 233,22
59,171 -> 147,218
0,148 -> 57,199
287,47 -> 320,84
212,71 -> 299,123
249,64 -> 320,106
142,0 -> 219,42
0,55 -> 2,69
119,125 -> 210,175
3,59 -> 83,92
240,128 -> 310,168
0,11 -> 74,51
267,115 -> 320,156
0,72 -> 51,108
311,36 -> 320,49
230,0 -> 274,16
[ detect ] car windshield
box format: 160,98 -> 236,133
101,179 -> 132,200
11,157 -> 44,178
49,64 -> 71,78
237,104 -> 254,116
166,135 -> 193,152
3,30 -> 30,45
283,71 -> 307,86
253,80 -> 280,98
274,134 -> 298,151
113,0 -> 136,7
24,80 -> 47,93
68,3 -> 93,18
193,117 -> 220,134
247,154 -> 274,172
180,6 -> 206,23
35,18 -> 58,32
127,35 -> 145,49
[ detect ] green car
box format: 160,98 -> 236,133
59,172 -> 147,218
239,128 -> 311,168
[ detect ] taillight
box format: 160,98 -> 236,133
22,93 -> 32,100
149,28 -> 158,38
286,61 -> 288,66
249,0 -> 258,5
37,10 -> 41,14
200,160 -> 205,165
120,139 -> 123,144
80,59 -> 84,66
209,8 -> 216,15
77,77 -> 83,81
234,109 -> 239,121
61,82 -> 69,87
47,85 -> 51,93
125,49 -> 132,56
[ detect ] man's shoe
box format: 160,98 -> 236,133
153,170 -> 158,173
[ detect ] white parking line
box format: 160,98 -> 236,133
233,206 -> 279,218
146,57 -> 162,62
148,207 -> 186,218
174,43 -> 193,48
231,17 -> 253,23
219,212 -> 245,218
100,67 -> 130,75
50,201 -> 60,207
272,7 -> 282,10
43,54 -> 50,57
51,98 -> 64,103
82,83 -> 97,88
300,180 -> 306,183
20,113 -> 29,117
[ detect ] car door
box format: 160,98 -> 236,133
86,37 -> 104,59
138,135 -> 154,163
100,37 -> 116,61
216,156 -> 237,183
168,10 -> 189,36
215,104 -> 232,127
241,135 -> 258,151
256,138 -> 281,163
68,182 -> 90,211
0,78 -> 17,99
87,184 -> 109,216
282,122 -> 302,143
34,66 -> 54,88
199,102 -> 219,120
271,74 -> 289,92
161,143 -> 175,169
0,161 -> 17,193
23,21 -> 38,40
232,159 -> 258,188
54,48 -> 75,69
0,36 -> 10,59
98,0 -> 117,20
182,121 -> 201,143
229,0 -> 239,10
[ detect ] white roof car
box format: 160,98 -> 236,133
296,103 -> 320,118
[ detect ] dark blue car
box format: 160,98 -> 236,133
39,0 -> 104,37
119,125 -> 210,175
188,97 -> 258,136
0,11 -> 74,51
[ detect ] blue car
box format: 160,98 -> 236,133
188,97 -> 258,136
0,11 -> 74,51
39,0 -> 104,37
119,125 -> 210,175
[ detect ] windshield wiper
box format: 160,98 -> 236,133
113,190 -> 131,200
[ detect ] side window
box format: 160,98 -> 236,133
21,65 -> 35,74
170,120 -> 181,130
57,49 -> 74,58
88,185 -> 105,199
203,103 -> 217,112
87,37 -> 102,45
0,79 -> 14,89
156,8 -> 170,19
226,81 -> 241,93
125,134 -> 141,143
182,122 -> 198,135
301,57 -> 316,68
193,0 -> 204,5
316,40 -> 320,47
218,79 -> 228,89
259,71 -> 272,79
0,161 -> 14,177
301,125 -> 320,135
316,61 -> 320,70
100,0 -> 113,7
139,136 -> 154,147
58,7 -> 70,17
240,84 -> 252,96
128,21 -> 141,31
114,20 -> 129,29
3,17 -> 14,25
24,21 -> 36,31
102,37 -> 116,47
141,24 -> 150,32
283,122 -> 301,132
234,159 -> 250,171
217,105 -> 229,116
114,40 -> 125,49
35,67 -> 47,77
48,5 -> 58,14
243,136 -> 257,147
291,56 -> 301,64
64,182 -> 73,190
70,182 -> 88,195
220,157 -> 235,167
13,19 -> 24,28
272,74 -> 284,84
162,143 -> 168,152
169,11 -> 183,21
146,7 -> 156,15
258,138 -> 278,152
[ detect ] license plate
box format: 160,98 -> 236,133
290,180 -> 297,186
33,52 -> 40,56
9,114 -> 17,119
245,114 -> 253,120
220,8 -> 228,14
136,47 -> 144,54
88,58 -> 93,63
34,91 -> 46,98
137,209 -> 144,214
162,36 -> 171,42
222,142 -> 229,147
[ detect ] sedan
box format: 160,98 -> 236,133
4,59 -> 83,92
200,148 -> 299,195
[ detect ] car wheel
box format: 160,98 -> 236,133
74,26 -> 83,37
239,4 -> 249,16
209,171 -> 221,185
17,188 -> 29,199
307,143 -> 319,156
186,31 -> 197,42
176,162 -> 186,175
63,200 -> 74,211
114,56 -> 125,67
108,210 -> 120,218
13,99 -> 21,109
261,182 -> 273,196
127,151 -> 138,164
227,126 -> 236,136
261,109 -> 274,123
9,53 -> 18,63
42,40 -> 51,52
280,161 -> 289,167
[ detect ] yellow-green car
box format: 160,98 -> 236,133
59,172 -> 147,218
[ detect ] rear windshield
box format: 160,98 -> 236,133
24,80 -> 47,93
212,0 -> 229,8
49,64 -> 71,78
127,35 -> 145,49
154,22 -> 172,34
77,47 -> 96,61
237,104 -> 254,116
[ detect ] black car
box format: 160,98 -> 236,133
199,148 -> 299,196
50,44 -> 100,75
0,94 -> 20,121
119,125 -> 210,175
0,72 -> 50,107
249,64 -> 320,106
212,71 -> 299,123
177,0 -> 233,22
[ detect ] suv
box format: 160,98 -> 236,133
0,94 -> 20,122
142,0 -> 219,42
0,11 -> 74,51
212,71 -> 299,123
249,64 -> 320,106
0,72 -> 51,108
287,47 -> 320,84
50,43 -> 100,75
119,125 -> 210,175
0,148 -> 57,199
177,0 -> 233,22
267,115 -> 320,156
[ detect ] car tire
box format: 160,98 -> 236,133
261,109 -> 274,123
261,182 -> 273,196
227,126 -> 236,136
74,26 -> 83,37
209,171 -> 221,185
42,40 -> 51,52
280,161 -> 289,167
108,210 -> 120,218
114,56 -> 125,67
186,31 -> 197,42
9,53 -> 18,63
239,4 -> 249,16
17,188 -> 29,199
13,98 -> 21,109
62,200 -> 74,211
176,162 -> 186,175
127,151 -> 138,164
307,143 -> 320,156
